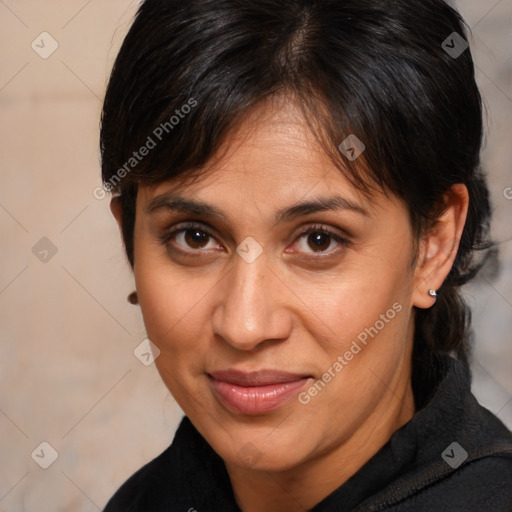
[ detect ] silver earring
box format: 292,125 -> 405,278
428,289 -> 437,299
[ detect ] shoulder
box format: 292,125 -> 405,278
400,397 -> 512,511
102,416 -> 238,512
353,355 -> 512,512
102,416 -> 197,511
403,452 -> 512,511
407,389 -> 512,511
102,444 -> 173,512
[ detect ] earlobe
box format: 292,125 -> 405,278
412,184 -> 469,309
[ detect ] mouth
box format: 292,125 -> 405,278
207,369 -> 313,415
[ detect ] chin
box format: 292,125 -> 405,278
206,420 -> 314,473
228,444 -> 308,473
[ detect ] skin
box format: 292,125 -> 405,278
111,98 -> 469,511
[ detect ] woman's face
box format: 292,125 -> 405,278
132,100 -> 419,473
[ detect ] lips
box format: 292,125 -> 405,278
207,369 -> 312,415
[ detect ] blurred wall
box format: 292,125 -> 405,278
0,1 -> 510,510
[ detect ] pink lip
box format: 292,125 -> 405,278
208,370 -> 311,415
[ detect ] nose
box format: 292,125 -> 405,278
211,252 -> 293,351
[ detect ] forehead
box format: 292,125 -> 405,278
134,98 -> 412,231
139,99 -> 369,204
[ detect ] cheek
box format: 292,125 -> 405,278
133,233 -> 209,358
136,270 -> 209,354
297,255 -> 413,411
304,286 -> 411,431
298,257 -> 411,353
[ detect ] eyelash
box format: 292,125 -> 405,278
159,222 -> 351,259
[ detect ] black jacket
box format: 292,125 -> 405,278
103,355 -> 512,511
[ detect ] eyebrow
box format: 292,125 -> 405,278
145,192 -> 369,222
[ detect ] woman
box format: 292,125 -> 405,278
100,0 -> 512,510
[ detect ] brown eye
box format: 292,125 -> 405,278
183,229 -> 211,249
306,232 -> 332,252
161,222 -> 220,255
291,225 -> 350,257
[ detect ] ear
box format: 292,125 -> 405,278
110,196 -> 123,230
412,184 -> 469,309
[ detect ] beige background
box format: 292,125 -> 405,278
0,0 -> 511,510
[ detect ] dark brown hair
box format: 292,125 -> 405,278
100,0 -> 494,403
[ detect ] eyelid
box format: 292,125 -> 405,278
292,223 -> 351,243
160,220 -> 351,257
158,221 -> 221,250
287,224 -> 351,257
